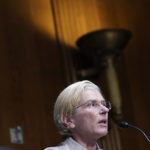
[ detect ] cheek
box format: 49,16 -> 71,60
74,110 -> 98,126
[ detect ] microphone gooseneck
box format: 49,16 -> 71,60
118,121 -> 150,143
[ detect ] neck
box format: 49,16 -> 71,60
72,134 -> 98,150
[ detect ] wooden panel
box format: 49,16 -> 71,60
52,0 -> 103,47
113,0 -> 150,149
52,0 -> 119,82
0,0 -> 65,150
53,0 -> 150,150
0,0 -> 150,150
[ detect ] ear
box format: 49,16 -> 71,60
62,115 -> 75,129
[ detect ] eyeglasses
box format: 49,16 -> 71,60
74,100 -> 112,110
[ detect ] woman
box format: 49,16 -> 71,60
44,80 -> 111,150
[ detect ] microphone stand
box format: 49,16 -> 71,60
119,121 -> 150,143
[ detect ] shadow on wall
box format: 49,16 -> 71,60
0,0 -> 74,149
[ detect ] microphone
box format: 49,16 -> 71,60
118,121 -> 150,143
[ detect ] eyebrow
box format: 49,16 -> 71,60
86,99 -> 106,102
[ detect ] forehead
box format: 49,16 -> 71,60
80,89 -> 104,103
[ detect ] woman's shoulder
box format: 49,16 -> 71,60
44,144 -> 70,150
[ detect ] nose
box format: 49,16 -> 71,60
99,104 -> 109,114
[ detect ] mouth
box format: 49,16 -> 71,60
98,119 -> 107,127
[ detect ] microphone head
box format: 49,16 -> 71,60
118,121 -> 130,128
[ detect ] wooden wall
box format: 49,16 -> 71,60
0,0 -> 150,150
0,0 -> 66,149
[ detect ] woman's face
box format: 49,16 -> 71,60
70,89 -> 109,140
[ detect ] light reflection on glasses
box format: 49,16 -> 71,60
74,100 -> 112,110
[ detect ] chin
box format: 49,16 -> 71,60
101,131 -> 108,137
97,129 -> 108,138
